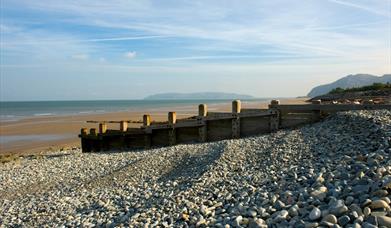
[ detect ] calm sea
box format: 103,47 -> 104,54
0,99 -> 268,121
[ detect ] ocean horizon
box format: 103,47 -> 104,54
0,98 -> 273,121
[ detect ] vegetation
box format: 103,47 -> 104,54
328,82 -> 391,94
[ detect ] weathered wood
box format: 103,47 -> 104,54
99,123 -> 107,134
168,112 -> 177,124
81,128 -> 88,136
269,109 -> 279,132
144,134 -> 151,149
143,114 -> 151,127
270,99 -> 280,105
176,127 -> 199,144
240,116 -> 270,136
199,104 -> 208,117
273,104 -> 391,111
168,129 -> 176,145
120,121 -> 128,132
198,118 -> 207,142
90,128 -> 97,136
232,114 -> 240,138
80,100 -> 391,152
232,100 -> 241,114
207,119 -> 232,141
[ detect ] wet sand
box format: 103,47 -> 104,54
0,98 -> 308,155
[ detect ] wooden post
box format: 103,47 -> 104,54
269,109 -> 280,132
120,121 -> 128,132
168,112 -> 177,145
270,99 -> 280,106
99,123 -> 107,134
199,104 -> 208,117
81,128 -> 88,136
232,100 -> 241,138
312,100 -> 322,121
232,100 -> 241,114
143,115 -> 151,149
198,104 -> 208,142
168,112 -> 177,124
90,128 -> 97,136
143,114 -> 151,127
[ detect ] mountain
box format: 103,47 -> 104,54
144,92 -> 255,100
307,74 -> 391,97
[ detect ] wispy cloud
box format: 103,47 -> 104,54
71,54 -> 89,60
124,51 -> 137,59
1,0 -> 390,100
326,0 -> 390,17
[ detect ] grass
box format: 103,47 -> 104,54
328,82 -> 391,94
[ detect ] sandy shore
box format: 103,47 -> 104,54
0,98 -> 308,155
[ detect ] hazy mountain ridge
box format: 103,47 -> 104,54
307,74 -> 391,97
144,92 -> 255,100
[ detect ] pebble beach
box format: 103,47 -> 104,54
1,110 -> 390,227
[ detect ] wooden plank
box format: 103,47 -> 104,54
241,108 -> 269,113
198,118 -> 207,142
151,129 -> 170,147
207,119 -> 232,141
269,109 -> 279,132
176,127 -> 200,144
272,104 -> 391,111
168,129 -> 176,146
240,116 -> 270,137
232,114 -> 240,138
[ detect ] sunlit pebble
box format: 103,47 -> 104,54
0,110 -> 390,227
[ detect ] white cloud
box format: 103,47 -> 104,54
71,54 -> 89,60
124,51 -> 137,59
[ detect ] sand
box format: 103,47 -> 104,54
0,98 -> 308,155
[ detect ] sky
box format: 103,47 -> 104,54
0,0 -> 390,101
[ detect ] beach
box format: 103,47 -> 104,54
0,98 -> 308,155
1,109 -> 390,227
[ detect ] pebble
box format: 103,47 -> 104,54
338,215 -> 351,226
1,110 -> 390,227
322,214 -> 337,224
309,207 -> 321,221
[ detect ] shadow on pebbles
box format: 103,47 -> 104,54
0,110 -> 390,227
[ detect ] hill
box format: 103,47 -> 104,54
307,74 -> 391,97
144,92 -> 255,100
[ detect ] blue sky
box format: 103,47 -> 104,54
0,0 -> 390,101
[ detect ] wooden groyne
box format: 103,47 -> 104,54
79,100 -> 391,152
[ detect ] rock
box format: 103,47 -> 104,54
338,215 -> 351,226
234,216 -> 243,227
363,207 -> 371,217
304,222 -> 319,228
274,210 -> 288,223
309,208 -> 321,221
330,200 -> 349,217
346,196 -> 355,205
377,215 -> 391,227
362,222 -> 377,228
288,205 -> 299,217
247,210 -> 257,218
322,214 -> 337,224
311,186 -> 328,201
369,200 -> 390,210
248,218 -> 267,228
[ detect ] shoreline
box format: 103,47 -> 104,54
0,98 -> 308,155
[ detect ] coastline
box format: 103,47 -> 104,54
0,98 -> 308,155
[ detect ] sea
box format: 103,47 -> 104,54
0,99 -> 269,122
